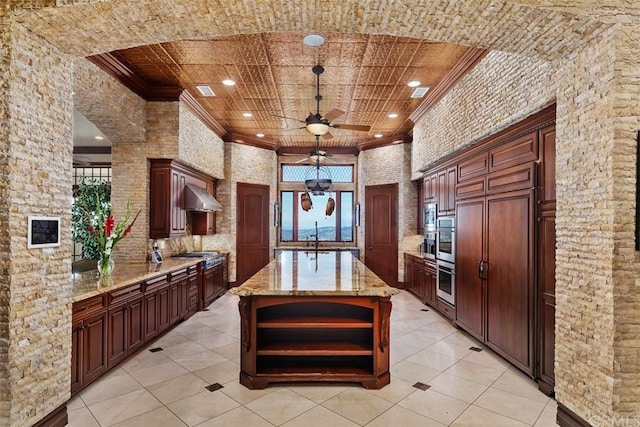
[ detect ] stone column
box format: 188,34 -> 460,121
555,22 -> 640,425
0,21 -> 74,426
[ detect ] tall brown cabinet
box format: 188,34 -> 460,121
420,105 -> 556,393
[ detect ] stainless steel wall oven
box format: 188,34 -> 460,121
436,216 -> 455,263
436,259 -> 455,306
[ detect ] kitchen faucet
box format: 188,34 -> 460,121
308,221 -> 319,249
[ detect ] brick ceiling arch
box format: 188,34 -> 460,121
12,0 -> 612,150
15,0 -> 609,61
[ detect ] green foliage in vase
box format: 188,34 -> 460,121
72,179 -> 111,260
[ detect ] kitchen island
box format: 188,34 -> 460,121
229,250 -> 399,389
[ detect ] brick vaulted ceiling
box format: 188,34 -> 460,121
91,32 -> 485,153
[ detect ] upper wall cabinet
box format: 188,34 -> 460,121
150,159 -> 218,239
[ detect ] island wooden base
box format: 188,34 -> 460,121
237,295 -> 392,389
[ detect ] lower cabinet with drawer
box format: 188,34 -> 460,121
71,294 -> 108,395
72,263 -> 202,396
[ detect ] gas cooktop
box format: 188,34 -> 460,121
172,251 -> 220,258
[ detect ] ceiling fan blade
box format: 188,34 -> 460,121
273,114 -> 307,124
322,131 -> 334,140
323,109 -> 345,122
332,124 -> 371,132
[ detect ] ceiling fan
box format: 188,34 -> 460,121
277,64 -> 371,140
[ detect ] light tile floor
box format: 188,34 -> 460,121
67,290 -> 558,426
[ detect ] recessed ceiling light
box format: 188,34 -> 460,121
222,79 -> 236,86
94,135 -> 104,140
242,112 -> 253,117
407,80 -> 421,87
388,113 -> 399,119
256,133 -> 265,138
303,33 -> 325,47
411,86 -> 430,98
195,85 -> 215,96
374,134 -> 383,138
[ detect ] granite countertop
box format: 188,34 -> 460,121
230,250 -> 400,297
72,258 -> 201,302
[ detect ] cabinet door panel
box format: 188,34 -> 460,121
455,199 -> 485,340
128,298 -> 144,353
144,293 -> 159,342
83,311 -> 107,384
107,304 -> 127,368
486,190 -> 534,373
71,318 -> 83,394
158,287 -> 170,332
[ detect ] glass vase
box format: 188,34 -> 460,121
97,255 -> 115,277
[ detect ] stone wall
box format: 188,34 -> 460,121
554,30 -> 617,424
178,104 -> 224,180
2,1 -> 640,426
73,59 -> 146,144
411,49 -> 555,177
3,24 -> 73,427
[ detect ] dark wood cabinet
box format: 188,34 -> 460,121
107,283 -> 144,368
424,173 -> 437,202
423,105 -> 555,383
485,189 -> 535,374
403,254 -> 440,314
71,295 -> 107,395
416,179 -> 424,235
456,190 -> 535,374
455,198 -> 485,341
436,166 -> 456,215
536,124 -> 556,395
202,261 -> 226,309
150,159 -> 217,239
238,296 -> 392,389
143,274 -> 169,342
72,263 -> 211,396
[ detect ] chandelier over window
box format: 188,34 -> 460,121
304,135 -> 333,195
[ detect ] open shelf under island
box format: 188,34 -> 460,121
229,250 -> 399,389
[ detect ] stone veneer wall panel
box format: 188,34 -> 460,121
178,104 -> 224,180
3,23 -> 73,427
411,50 -> 555,177
611,22 -> 640,422
73,58 -> 145,144
358,144 -> 414,282
554,30 -> 617,425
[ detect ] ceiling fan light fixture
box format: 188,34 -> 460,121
306,122 -> 330,136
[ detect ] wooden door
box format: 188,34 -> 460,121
365,184 -> 398,287
236,182 -> 270,286
455,198 -> 485,341
485,189 -> 535,374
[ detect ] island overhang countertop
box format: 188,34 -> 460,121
229,250 -> 399,297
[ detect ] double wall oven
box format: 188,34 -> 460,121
433,214 -> 456,306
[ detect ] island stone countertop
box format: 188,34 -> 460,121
72,258 -> 201,302
230,250 -> 399,297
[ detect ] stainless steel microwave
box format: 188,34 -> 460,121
424,203 -> 437,232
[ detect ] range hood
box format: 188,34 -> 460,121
184,184 -> 223,212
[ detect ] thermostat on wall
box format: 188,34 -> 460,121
27,216 -> 61,249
